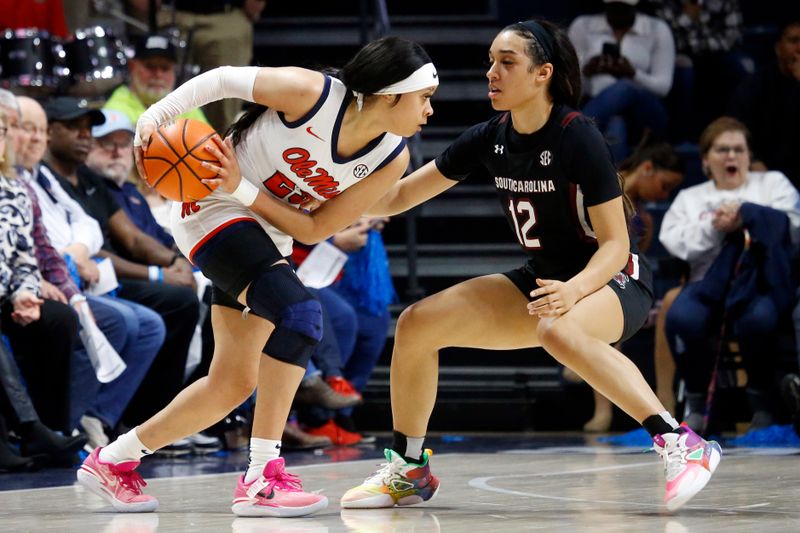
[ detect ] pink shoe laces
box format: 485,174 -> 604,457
246,461 -> 304,499
110,466 -> 148,494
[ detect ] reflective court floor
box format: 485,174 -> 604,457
1,434 -> 799,532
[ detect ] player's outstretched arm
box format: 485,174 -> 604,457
365,160 -> 457,217
133,66 -> 325,175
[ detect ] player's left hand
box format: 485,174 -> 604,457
200,136 -> 243,194
527,278 -> 581,317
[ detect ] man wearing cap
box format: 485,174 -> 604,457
86,109 -> 176,249
568,0 -> 675,161
104,33 -> 210,129
153,0 -> 266,130
40,95 -> 202,432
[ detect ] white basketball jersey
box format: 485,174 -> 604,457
171,75 -> 407,260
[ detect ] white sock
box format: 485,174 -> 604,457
659,411 -> 680,431
244,438 -> 282,483
405,437 -> 425,462
99,427 -> 153,464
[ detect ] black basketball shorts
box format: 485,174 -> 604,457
190,219 -> 284,312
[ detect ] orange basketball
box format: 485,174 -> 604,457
141,118 -> 220,202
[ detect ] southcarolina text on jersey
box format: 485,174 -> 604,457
494,177 -> 556,193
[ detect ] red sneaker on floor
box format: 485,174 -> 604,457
325,376 -> 363,403
305,419 -> 362,446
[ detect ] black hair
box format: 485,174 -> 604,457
777,17 -> 800,41
503,19 -> 582,108
226,37 -> 432,146
339,36 -> 432,97
619,130 -> 683,174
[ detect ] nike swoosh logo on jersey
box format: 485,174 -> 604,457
306,126 -> 325,142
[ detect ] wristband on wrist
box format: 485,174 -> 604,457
148,265 -> 163,282
69,294 -> 87,305
230,178 -> 259,206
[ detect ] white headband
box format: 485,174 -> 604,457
352,62 -> 439,111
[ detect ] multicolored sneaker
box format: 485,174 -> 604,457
653,424 -> 721,511
76,447 -> 158,512
340,448 -> 440,509
231,457 -> 328,517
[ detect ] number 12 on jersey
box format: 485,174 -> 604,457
509,198 -> 542,249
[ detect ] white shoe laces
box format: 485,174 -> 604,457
656,436 -> 687,480
364,456 -> 412,491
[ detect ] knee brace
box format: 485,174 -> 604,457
245,264 -> 322,368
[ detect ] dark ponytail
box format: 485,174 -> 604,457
504,19 -> 582,108
225,103 -> 268,147
619,130 -> 683,174
226,36 -> 432,145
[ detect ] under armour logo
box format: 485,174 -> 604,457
494,145 -> 504,154
540,150 -> 552,166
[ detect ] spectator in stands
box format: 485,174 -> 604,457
660,117 -> 800,433
0,107 -> 90,463
728,18 -> 800,188
89,110 -> 177,249
620,134 -> 685,251
568,134 -> 684,430
623,137 -> 686,416
0,0 -> 69,38
16,96 -> 165,449
568,0 -> 675,161
653,0 -> 748,141
40,97 -> 201,446
0,107 -> 76,431
105,32 -> 210,129
147,0 -> 266,130
328,218 -> 396,437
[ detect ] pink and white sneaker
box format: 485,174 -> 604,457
77,447 -> 158,512
653,424 -> 721,511
231,457 -> 328,517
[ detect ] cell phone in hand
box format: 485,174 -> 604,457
602,42 -> 621,59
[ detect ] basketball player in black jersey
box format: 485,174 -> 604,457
336,20 -> 722,512
198,20 -> 722,512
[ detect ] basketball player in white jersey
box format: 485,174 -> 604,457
76,37 -> 437,518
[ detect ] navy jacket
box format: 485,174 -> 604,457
695,202 -> 795,315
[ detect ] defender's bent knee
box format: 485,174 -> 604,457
537,317 -> 580,360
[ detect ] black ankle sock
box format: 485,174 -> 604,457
391,430 -> 423,463
391,430 -> 407,457
642,414 -> 677,437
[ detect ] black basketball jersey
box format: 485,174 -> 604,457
436,104 -> 644,283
